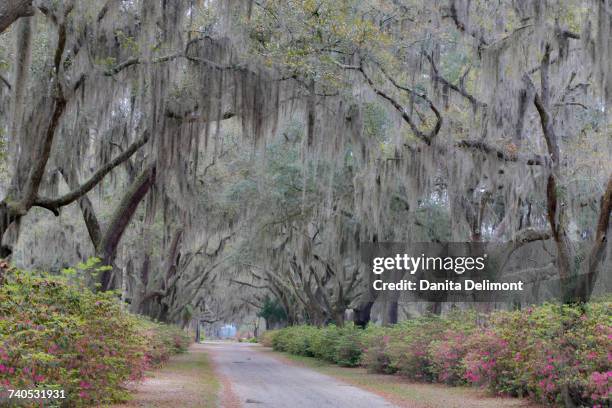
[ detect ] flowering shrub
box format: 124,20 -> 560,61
462,329 -> 512,390
561,301 -> 611,406
360,313 -> 477,381
263,301 -> 610,407
139,320 -> 192,367
361,325 -> 396,374
385,317 -> 447,380
428,329 -> 472,385
0,268 -> 191,407
360,325 -> 395,374
383,310 -> 477,381
460,302 -> 611,407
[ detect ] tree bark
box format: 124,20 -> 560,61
59,167 -> 103,247
306,79 -> 316,147
99,164 -> 156,290
353,301 -> 374,328
570,175 -> 612,302
35,132 -> 150,213
0,13 -> 148,261
0,22 -> 67,256
0,0 -> 34,34
385,300 -> 398,325
532,43 -> 610,303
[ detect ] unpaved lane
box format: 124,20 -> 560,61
204,342 -> 397,408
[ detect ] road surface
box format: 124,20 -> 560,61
204,342 -> 397,408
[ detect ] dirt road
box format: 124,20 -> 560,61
204,342 -> 397,408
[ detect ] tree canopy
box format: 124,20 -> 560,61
0,0 -> 610,327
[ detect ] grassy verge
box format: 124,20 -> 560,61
263,348 -> 540,408
114,344 -> 219,408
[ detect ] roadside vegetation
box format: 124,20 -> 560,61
113,344 -> 219,408
268,351 -> 539,408
263,301 -> 611,407
0,262 -> 191,407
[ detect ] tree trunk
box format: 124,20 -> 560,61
430,302 -> 443,315
385,300 -> 398,325
134,252 -> 151,313
333,310 -> 345,327
59,167 -> 102,247
353,301 -> 374,328
0,79 -> 67,256
565,175 -> 612,302
306,79 -> 316,147
532,45 -> 611,304
99,165 -> 156,290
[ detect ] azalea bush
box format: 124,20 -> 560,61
265,301 -> 611,407
0,266 -> 191,407
258,330 -> 278,347
333,325 -> 363,367
360,325 -> 395,374
428,329 -> 473,385
360,310 -> 477,382
464,302 -> 612,406
268,324 -> 364,366
308,324 -> 363,366
384,312 -> 477,381
139,320 -> 192,367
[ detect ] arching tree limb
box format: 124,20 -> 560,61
424,53 -> 487,110
0,0 -> 34,34
353,59 -> 442,145
33,131 -> 150,212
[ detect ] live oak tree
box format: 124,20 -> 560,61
0,0 -> 609,327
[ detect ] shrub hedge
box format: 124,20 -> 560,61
263,301 -> 611,407
0,268 -> 191,407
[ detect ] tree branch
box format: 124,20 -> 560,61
456,139 -> 546,165
353,59 -> 442,144
532,44 -> 560,168
105,37 -> 248,77
34,131 -> 150,211
99,163 -> 156,290
20,22 -> 68,209
446,0 -> 488,48
495,227 -> 552,274
0,74 -> 10,90
104,53 -> 182,76
230,279 -> 268,289
424,53 -> 487,109
0,0 -> 34,34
